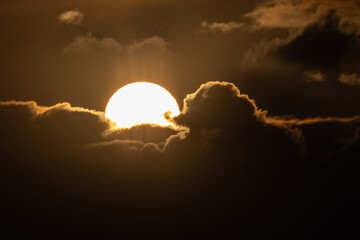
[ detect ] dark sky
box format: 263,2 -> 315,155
1,0 -> 360,238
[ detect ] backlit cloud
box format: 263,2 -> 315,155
3,82 -> 360,159
172,81 -> 360,154
1,2 -> 360,237
2,81 -> 360,237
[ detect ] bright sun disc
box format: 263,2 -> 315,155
105,82 -> 180,128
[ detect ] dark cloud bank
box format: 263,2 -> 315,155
1,82 -> 359,238
238,0 -> 360,118
1,0 -> 360,238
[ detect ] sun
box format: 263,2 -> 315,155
105,82 -> 180,128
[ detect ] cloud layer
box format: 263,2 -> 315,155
2,82 -> 359,237
1,1 -> 360,238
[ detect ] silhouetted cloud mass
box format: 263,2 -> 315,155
1,0 -> 360,238
1,81 -> 360,238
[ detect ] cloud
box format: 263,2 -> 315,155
267,115 -> 360,126
239,2 -> 360,107
0,100 -> 111,151
105,124 -> 180,148
126,36 -> 167,53
245,0 -> 360,34
4,82 -> 359,158
240,37 -> 288,69
304,70 -> 326,82
244,0 -> 324,30
64,33 -> 122,53
266,114 -> 360,152
64,34 -> 167,55
84,139 -> 145,151
174,81 -> 263,127
338,73 -> 360,86
63,33 -> 173,87
198,21 -> 244,34
239,0 -> 360,71
0,100 -> 179,152
0,100 -> 104,117
2,2 -> 360,236
235,1 -> 360,125
276,13 -> 359,70
171,81 -> 360,155
1,82 -> 360,238
58,10 -> 84,25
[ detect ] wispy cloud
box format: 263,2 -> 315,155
64,33 -> 122,53
58,10 -> 84,25
244,0 -> 360,34
198,21 -> 244,34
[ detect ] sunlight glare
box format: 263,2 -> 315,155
105,82 -> 180,128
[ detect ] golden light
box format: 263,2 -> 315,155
105,82 -> 180,128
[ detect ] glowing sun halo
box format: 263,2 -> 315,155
105,82 -> 180,128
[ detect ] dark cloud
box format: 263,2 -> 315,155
1,82 -> 360,237
242,8 -> 360,75
277,13 -> 360,71
173,82 -> 360,154
174,81 -> 260,130
235,1 -> 360,119
169,83 -> 360,239
1,0 -> 360,238
0,100 -> 179,152
106,124 -> 179,147
266,114 -> 360,156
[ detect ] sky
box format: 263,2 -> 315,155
1,0 -> 360,238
